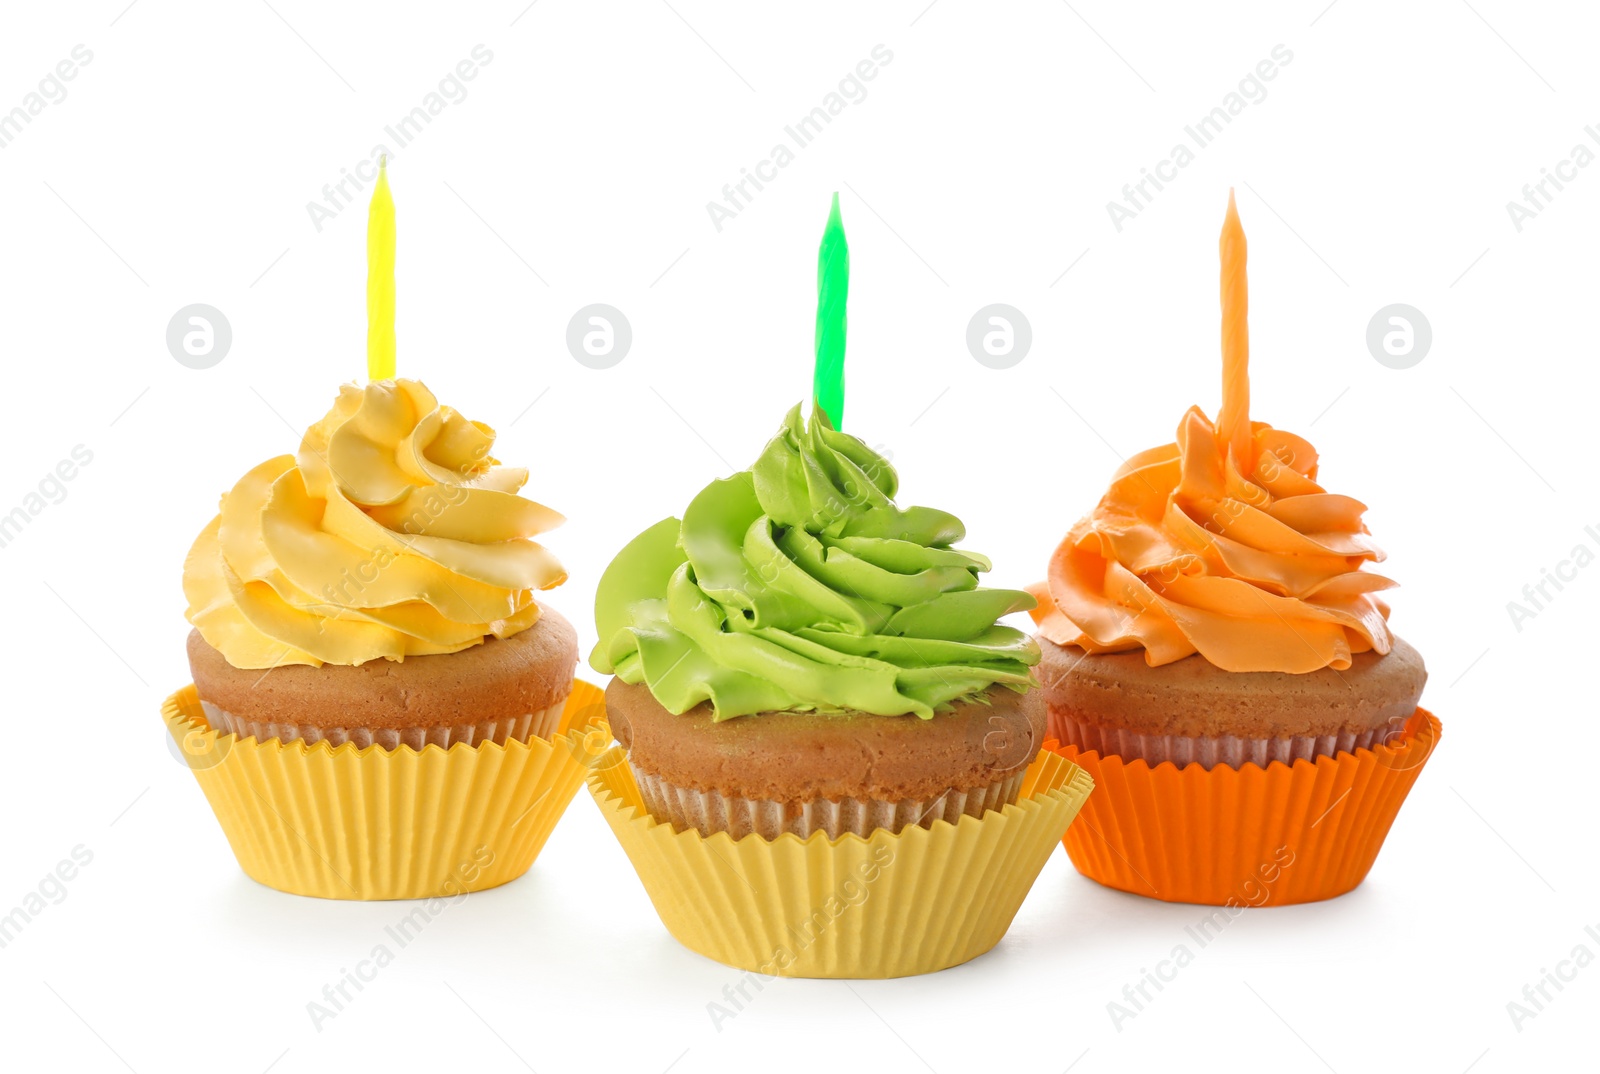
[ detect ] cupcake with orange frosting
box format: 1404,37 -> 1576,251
1030,192 -> 1441,906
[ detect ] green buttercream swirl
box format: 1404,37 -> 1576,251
590,404 -> 1039,720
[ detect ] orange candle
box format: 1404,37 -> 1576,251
1216,189 -> 1252,470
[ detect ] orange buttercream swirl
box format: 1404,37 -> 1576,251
1029,406 -> 1395,673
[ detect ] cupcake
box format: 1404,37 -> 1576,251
165,378 -> 600,900
166,165 -> 604,899
1029,192 -> 1441,906
584,194 -> 1093,978
594,402 -> 1046,839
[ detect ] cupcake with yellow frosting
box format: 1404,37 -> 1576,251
183,378 -> 574,749
1030,193 -> 1441,906
164,378 -> 601,900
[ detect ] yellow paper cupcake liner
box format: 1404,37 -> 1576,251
587,746 -> 1095,978
162,679 -> 608,900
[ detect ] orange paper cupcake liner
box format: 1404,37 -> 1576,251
587,745 -> 1095,978
162,679 -> 608,900
1052,708 -> 1441,907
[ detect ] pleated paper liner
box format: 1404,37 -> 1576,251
630,764 -> 1029,839
161,679 -> 609,900
587,746 -> 1095,979
1047,711 -> 1391,770
1053,708 -> 1442,907
202,698 -> 566,750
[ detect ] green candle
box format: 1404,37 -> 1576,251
813,192 -> 849,429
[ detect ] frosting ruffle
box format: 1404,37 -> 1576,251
592,404 -> 1038,720
1029,405 -> 1394,672
184,379 -> 566,668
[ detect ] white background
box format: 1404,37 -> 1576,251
0,1 -> 1593,1071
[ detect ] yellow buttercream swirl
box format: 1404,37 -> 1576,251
184,379 -> 566,668
1029,406 -> 1395,672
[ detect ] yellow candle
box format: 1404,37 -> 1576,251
367,156 -> 396,381
1216,188 -> 1251,470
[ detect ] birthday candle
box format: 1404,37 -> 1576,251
1216,189 -> 1252,470
367,157 -> 396,381
813,192 -> 849,429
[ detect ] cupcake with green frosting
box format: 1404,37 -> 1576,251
583,196 -> 1094,980
591,200 -> 1044,840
